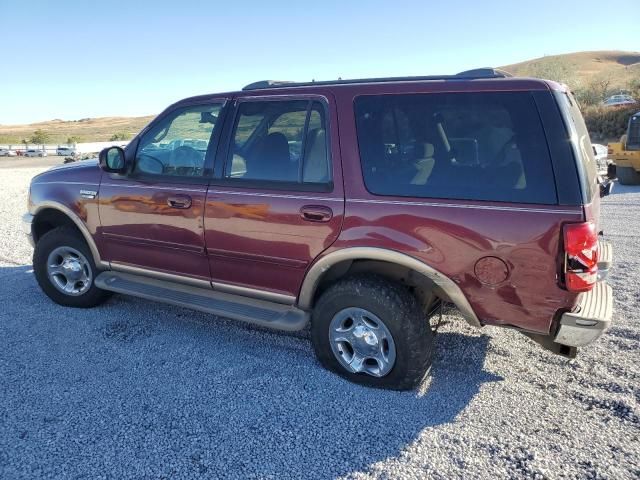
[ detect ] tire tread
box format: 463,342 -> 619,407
311,274 -> 433,390
33,226 -> 110,308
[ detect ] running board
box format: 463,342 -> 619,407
95,271 -> 309,331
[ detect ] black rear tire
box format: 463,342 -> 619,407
311,275 -> 434,390
617,166 -> 640,185
33,227 -> 111,308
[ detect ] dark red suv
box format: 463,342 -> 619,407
23,69 -> 613,389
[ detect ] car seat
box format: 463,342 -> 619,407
303,128 -> 329,183
247,132 -> 295,181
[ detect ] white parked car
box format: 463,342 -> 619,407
0,148 -> 17,157
603,95 -> 637,108
56,146 -> 76,156
24,149 -> 48,157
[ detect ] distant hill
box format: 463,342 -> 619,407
0,115 -> 155,145
2,50 -> 639,144
500,50 -> 640,89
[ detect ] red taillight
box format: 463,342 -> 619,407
563,222 -> 598,292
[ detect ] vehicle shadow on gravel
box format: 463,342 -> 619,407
0,265 -> 502,478
608,182 -> 640,196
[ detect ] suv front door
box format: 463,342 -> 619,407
203,95 -> 344,301
97,100 -> 227,284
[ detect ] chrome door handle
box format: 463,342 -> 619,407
167,194 -> 192,209
300,205 -> 333,222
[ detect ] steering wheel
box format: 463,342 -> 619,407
172,146 -> 200,169
136,153 -> 164,175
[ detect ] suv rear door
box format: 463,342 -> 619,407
203,93 -> 344,301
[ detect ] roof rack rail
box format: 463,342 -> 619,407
242,80 -> 296,91
456,68 -> 512,78
241,68 -> 512,91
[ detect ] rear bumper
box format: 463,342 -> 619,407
523,239 -> 613,356
554,281 -> 613,347
22,213 -> 34,247
597,239 -> 612,281
553,239 -> 613,348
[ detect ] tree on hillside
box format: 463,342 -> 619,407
29,129 -> 50,146
109,132 -> 131,141
628,78 -> 640,101
575,77 -> 614,107
66,136 -> 81,145
524,58 -> 577,88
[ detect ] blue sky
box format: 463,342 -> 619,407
1,0 -> 638,124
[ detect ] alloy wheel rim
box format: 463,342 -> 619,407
328,307 -> 396,377
46,246 -> 92,296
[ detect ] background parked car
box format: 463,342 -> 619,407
24,149 -> 47,157
0,148 -> 17,157
603,94 -> 637,108
56,146 -> 76,156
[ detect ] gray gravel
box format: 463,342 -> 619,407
0,163 -> 639,479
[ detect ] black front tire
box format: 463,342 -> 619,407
617,166 -> 640,185
311,275 -> 434,390
33,227 -> 111,308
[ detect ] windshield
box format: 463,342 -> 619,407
628,113 -> 640,150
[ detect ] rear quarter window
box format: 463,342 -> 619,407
554,91 -> 599,201
354,92 -> 558,204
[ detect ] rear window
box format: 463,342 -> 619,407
354,92 -> 558,204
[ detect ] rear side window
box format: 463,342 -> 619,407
354,92 -> 558,204
225,100 -> 330,186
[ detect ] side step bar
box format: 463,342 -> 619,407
95,271 -> 309,331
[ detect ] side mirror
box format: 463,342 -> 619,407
200,111 -> 218,124
99,146 -> 127,173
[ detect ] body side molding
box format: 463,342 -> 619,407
110,262 -> 296,305
110,262 -> 211,288
297,247 -> 481,327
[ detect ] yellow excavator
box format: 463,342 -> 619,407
608,111 -> 640,185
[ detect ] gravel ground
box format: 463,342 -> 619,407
0,162 -> 638,479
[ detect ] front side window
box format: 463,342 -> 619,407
135,103 -> 223,177
225,100 -> 330,186
354,92 -> 558,204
